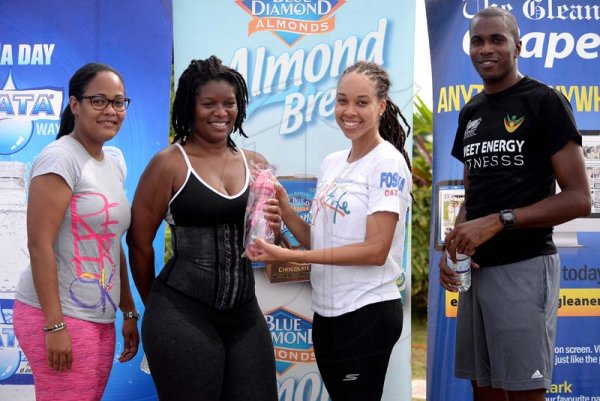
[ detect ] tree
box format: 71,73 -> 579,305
411,96 -> 433,319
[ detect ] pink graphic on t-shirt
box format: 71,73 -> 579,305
68,192 -> 119,314
313,182 -> 350,224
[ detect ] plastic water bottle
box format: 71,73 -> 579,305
446,252 -> 471,292
0,161 -> 35,398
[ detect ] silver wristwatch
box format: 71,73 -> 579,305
499,209 -> 516,229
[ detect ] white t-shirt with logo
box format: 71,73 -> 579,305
309,141 -> 411,317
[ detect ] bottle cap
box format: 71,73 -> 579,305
446,250 -> 470,261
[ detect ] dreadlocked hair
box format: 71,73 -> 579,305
340,61 -> 412,171
171,55 -> 249,150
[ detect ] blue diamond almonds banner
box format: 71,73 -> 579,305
173,1 -> 416,400
425,1 -> 600,401
0,1 -> 172,400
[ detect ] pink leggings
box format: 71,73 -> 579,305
13,301 -> 116,401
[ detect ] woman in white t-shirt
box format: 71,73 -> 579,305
249,61 -> 412,401
13,63 -> 139,401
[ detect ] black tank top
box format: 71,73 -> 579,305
158,143 -> 254,310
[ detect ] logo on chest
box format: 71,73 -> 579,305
464,117 -> 482,139
314,182 -> 351,224
504,114 -> 525,133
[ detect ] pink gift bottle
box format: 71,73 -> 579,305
246,170 -> 276,253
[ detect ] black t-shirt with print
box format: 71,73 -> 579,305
451,76 -> 581,267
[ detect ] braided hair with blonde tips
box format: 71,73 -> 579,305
340,61 -> 412,171
171,56 -> 249,149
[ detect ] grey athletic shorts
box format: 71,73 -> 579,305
455,254 -> 560,391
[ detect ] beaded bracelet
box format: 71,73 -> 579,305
42,322 -> 67,333
123,311 -> 140,320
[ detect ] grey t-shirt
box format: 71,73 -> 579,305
16,136 -> 131,323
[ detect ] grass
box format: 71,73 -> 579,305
412,316 -> 427,400
412,316 -> 427,379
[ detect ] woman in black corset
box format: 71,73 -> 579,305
127,56 -> 279,401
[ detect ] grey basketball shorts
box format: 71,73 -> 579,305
455,254 -> 560,391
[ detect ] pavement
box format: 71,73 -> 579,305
412,379 -> 426,400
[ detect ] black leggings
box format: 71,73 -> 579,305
313,299 -> 403,401
142,280 -> 278,401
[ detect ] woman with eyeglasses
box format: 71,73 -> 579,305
13,63 -> 139,401
127,56 -> 279,400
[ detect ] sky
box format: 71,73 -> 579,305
414,0 -> 433,109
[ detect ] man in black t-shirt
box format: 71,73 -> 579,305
439,7 -> 591,401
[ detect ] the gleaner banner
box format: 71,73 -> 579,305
426,1 -> 600,401
174,1 -> 416,400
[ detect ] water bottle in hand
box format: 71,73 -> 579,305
446,252 -> 471,292
243,167 -> 277,255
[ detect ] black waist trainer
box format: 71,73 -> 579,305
158,223 -> 255,310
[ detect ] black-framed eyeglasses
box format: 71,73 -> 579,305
81,95 -> 131,112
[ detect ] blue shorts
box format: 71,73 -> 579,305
455,254 -> 560,391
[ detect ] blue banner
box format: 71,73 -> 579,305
0,1 -> 172,400
426,1 -> 600,400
